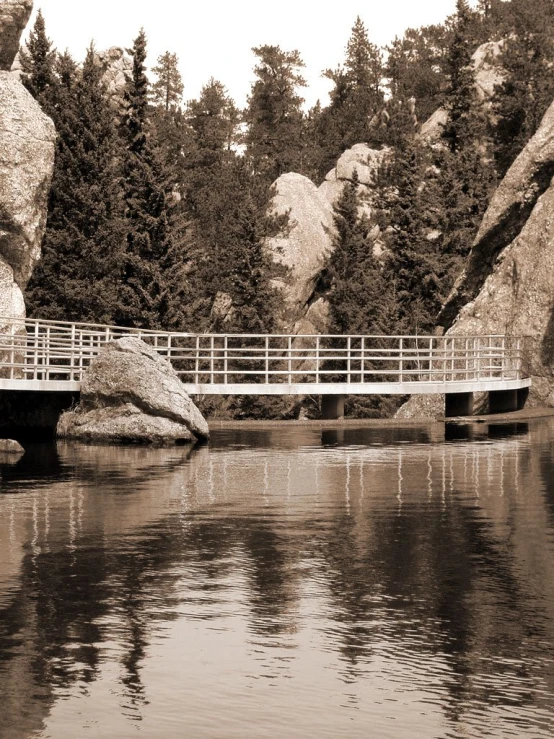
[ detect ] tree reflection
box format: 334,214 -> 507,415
0,422 -> 554,735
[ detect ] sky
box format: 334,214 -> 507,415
26,1 -> 466,108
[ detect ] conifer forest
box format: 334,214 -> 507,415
19,0 -> 554,418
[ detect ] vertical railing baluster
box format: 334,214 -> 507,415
399,337 -> 403,383
210,336 -> 214,384
316,335 -> 320,384
223,334 -> 229,385
195,335 -> 200,385
360,337 -> 365,383
347,337 -> 351,383
265,336 -> 269,384
288,336 -> 292,384
9,321 -> 14,381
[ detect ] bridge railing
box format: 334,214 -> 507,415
0,317 -> 529,387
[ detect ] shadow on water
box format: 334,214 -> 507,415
0,420 -> 554,737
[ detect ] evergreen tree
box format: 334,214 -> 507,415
244,45 -> 307,181
26,48 -> 126,323
327,171 -> 387,335
151,51 -> 184,112
117,29 -> 184,329
492,0 -> 554,175
315,17 -> 384,178
19,9 -> 56,113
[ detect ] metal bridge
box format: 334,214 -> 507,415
0,317 -> 531,417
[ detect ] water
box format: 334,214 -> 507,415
1,419 -> 554,738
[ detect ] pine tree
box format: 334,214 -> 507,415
117,29 -> 183,329
315,18 -> 384,178
151,51 -> 184,112
19,9 -> 56,113
26,48 -> 126,323
245,45 -> 307,181
492,0 -> 554,175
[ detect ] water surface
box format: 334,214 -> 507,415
1,420 -> 554,738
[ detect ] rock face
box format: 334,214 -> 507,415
0,72 -> 56,287
0,2 -> 55,327
399,93 -> 554,418
57,338 -> 210,444
440,96 -> 554,327
0,438 -> 24,453
94,47 -> 132,109
421,40 -> 504,142
0,0 -> 32,71
266,173 -> 335,325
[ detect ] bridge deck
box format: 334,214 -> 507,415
0,317 -> 531,396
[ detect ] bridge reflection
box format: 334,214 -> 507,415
0,421 -> 553,736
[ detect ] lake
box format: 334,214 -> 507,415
1,419 -> 554,738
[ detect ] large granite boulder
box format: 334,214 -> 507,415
94,47 -> 132,110
399,94 -> 554,418
0,1 -> 55,327
0,0 -> 32,71
57,338 -> 209,444
440,96 -> 554,327
266,173 -> 335,325
0,72 -> 56,287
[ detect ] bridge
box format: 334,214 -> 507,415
0,317 -> 531,418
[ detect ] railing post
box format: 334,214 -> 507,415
195,336 -> 200,385
210,335 -> 214,384
316,335 -> 320,384
360,337 -> 365,383
347,337 -> 351,383
265,336 -> 269,384
399,337 -> 403,383
71,323 -> 76,381
288,336 -> 292,384
224,335 -> 228,385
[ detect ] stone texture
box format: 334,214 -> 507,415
440,96 -> 554,328
335,144 -> 388,186
0,438 -> 24,453
266,173 -> 335,322
0,71 -> 56,287
57,337 -> 209,444
0,0 -> 32,70
94,47 -> 132,109
420,41 -> 504,143
399,104 -> 554,418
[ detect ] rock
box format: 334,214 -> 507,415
94,47 -> 132,109
0,71 -> 56,287
420,107 -> 448,143
0,438 -> 24,453
472,40 -> 505,101
57,337 -> 209,444
400,98 -> 554,418
440,96 -> 554,328
0,0 -> 32,71
420,41 -> 504,143
335,144 -> 388,186
0,259 -> 25,319
266,173 -> 335,321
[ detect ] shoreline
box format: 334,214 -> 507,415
207,406 -> 554,430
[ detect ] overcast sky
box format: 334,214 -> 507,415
26,1 -> 467,108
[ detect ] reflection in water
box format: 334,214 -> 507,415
0,422 -> 554,737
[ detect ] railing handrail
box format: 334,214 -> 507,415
0,316 -> 531,392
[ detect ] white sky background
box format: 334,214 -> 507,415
26,1 -> 468,108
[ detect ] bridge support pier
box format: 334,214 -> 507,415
321,395 -> 345,420
489,389 -> 519,414
445,392 -> 473,418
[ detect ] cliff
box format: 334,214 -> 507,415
399,95 -> 554,418
0,0 -> 56,329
